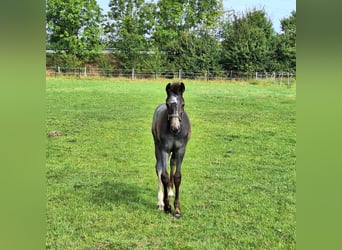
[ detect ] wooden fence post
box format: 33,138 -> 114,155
280,72 -> 283,85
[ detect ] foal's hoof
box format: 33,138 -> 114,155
157,205 -> 164,211
174,208 -> 181,218
174,213 -> 181,219
164,205 -> 172,214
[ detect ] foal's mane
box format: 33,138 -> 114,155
167,82 -> 185,96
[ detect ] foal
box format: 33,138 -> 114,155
151,82 -> 191,218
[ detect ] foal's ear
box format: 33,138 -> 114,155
180,82 -> 185,94
166,83 -> 171,95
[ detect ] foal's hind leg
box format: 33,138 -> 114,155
168,155 -> 175,198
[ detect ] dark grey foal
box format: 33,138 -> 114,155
151,82 -> 191,218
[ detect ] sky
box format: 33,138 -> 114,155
97,0 -> 296,33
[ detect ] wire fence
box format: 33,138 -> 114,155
46,66 -> 296,84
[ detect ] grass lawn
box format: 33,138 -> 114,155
46,78 -> 296,249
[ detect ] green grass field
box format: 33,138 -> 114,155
46,78 -> 296,249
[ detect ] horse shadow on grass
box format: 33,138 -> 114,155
89,180 -> 156,210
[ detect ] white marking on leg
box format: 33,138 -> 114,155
168,187 -> 175,198
157,173 -> 164,210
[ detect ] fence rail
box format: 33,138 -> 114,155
46,66 -> 296,84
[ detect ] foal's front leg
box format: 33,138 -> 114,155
173,149 -> 185,218
156,150 -> 171,213
161,170 -> 172,213
156,169 -> 164,210
155,148 -> 168,210
174,170 -> 182,218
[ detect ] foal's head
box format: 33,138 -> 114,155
165,82 -> 185,134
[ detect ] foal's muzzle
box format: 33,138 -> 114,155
168,114 -> 181,134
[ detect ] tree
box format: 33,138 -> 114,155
46,0 -> 104,68
153,0 -> 224,71
106,0 -> 157,70
221,8 -> 275,74
274,11 -> 296,72
105,0 -> 223,72
176,29 -> 222,74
